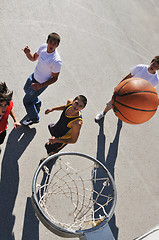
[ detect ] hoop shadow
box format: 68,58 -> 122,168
39,156 -> 58,196
0,126 -> 36,240
95,118 -> 122,240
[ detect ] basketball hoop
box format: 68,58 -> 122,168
31,152 -> 117,238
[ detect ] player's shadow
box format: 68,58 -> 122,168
0,125 -> 36,240
95,118 -> 122,240
21,156 -> 58,240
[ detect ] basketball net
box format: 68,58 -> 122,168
36,154 -> 115,233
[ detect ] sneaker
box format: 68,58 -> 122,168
95,111 -> 106,122
22,119 -> 39,126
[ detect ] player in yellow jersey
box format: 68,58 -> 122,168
45,95 -> 87,156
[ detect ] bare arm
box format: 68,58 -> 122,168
120,73 -> 133,82
49,120 -> 83,144
22,46 -> 39,61
45,99 -> 73,114
41,72 -> 59,87
45,105 -> 66,114
10,110 -> 21,129
31,72 -> 60,90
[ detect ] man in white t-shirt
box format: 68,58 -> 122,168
95,56 -> 159,122
22,32 -> 62,125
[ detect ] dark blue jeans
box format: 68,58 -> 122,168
23,73 -> 47,121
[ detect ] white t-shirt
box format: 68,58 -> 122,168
34,43 -> 62,84
130,64 -> 159,88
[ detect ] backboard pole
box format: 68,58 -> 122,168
79,223 -> 115,240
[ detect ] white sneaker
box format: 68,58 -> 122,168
95,111 -> 106,122
22,119 -> 39,126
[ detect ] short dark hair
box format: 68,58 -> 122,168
47,32 -> 61,45
151,56 -> 159,64
0,82 -> 13,104
74,95 -> 87,108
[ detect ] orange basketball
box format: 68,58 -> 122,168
112,78 -> 158,124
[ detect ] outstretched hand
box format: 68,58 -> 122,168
45,109 -> 53,114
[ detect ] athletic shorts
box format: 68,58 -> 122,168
45,141 -> 67,155
45,123 -> 67,155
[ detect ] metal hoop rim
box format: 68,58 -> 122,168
32,151 -> 117,237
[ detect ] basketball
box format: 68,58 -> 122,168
112,78 -> 159,124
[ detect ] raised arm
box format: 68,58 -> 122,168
45,99 -> 73,114
22,46 -> 39,62
120,73 -> 133,82
45,104 -> 66,114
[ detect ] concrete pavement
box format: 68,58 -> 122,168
0,0 -> 159,239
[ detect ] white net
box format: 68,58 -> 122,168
33,153 -> 116,233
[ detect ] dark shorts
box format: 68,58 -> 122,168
45,142 -> 67,155
48,123 -> 56,136
0,130 -> 6,145
45,123 -> 67,154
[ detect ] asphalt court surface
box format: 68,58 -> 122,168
0,0 -> 159,239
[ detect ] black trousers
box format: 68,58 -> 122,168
0,130 -> 6,145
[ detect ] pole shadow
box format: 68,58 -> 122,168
0,125 -> 36,240
21,197 -> 39,240
95,118 -> 123,240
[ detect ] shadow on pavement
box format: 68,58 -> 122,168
96,118 -> 123,240
0,126 -> 36,240
21,197 -> 39,240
